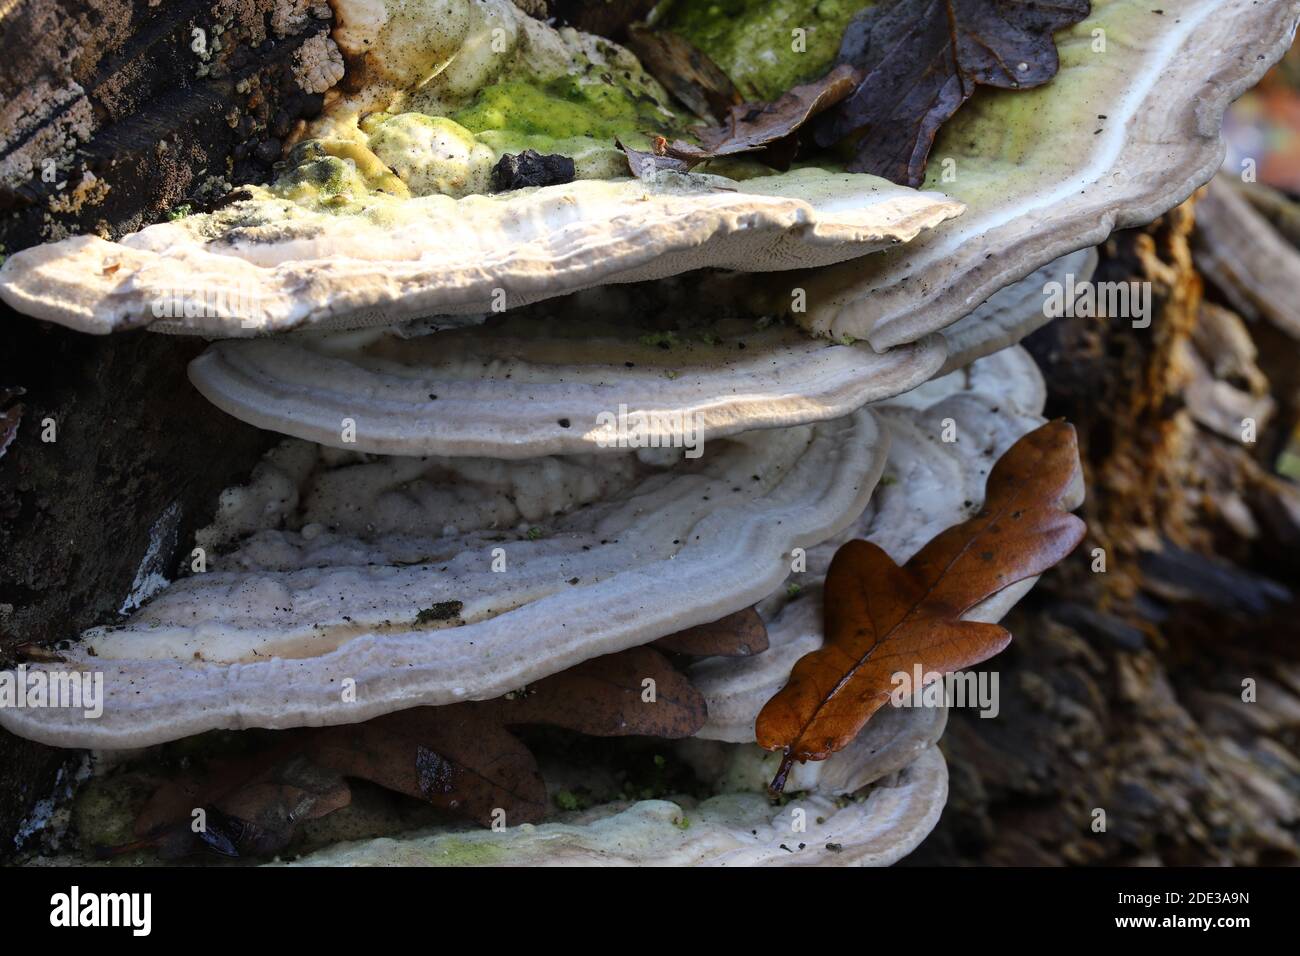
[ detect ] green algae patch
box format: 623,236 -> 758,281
265,2 -> 877,202
275,155 -> 371,204
449,73 -> 683,179
271,138 -> 412,208
661,0 -> 869,101
73,775 -> 153,859
275,70 -> 684,201
421,836 -> 513,866
452,75 -> 673,142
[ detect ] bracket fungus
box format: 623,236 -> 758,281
187,318 -> 946,458
1,0 -> 1295,869
783,0 -> 1300,349
0,170 -> 960,337
0,347 -> 1066,866
278,730 -> 949,867
267,345 -> 1067,866
182,252 -> 1094,458
1194,176 -> 1300,340
0,409 -> 888,749
0,0 -> 964,337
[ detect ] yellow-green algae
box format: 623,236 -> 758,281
447,73 -> 684,180
451,74 -> 677,142
660,0 -> 870,101
920,0 -> 1146,204
268,0 -> 856,206
368,114 -> 497,197
272,76 -> 676,204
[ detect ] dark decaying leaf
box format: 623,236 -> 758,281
129,745 -> 351,860
491,150 -> 577,192
653,607 -> 769,657
618,137 -> 696,179
618,65 -> 863,177
116,627 -> 772,856
624,24 -> 742,124
545,0 -> 659,40
756,421 -> 1087,793
813,0 -> 1091,187
692,63 -> 865,160
310,706 -> 547,825
499,645 -> 708,737
309,645 -> 708,826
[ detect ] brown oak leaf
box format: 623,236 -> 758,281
618,136 -> 696,179
128,744 -> 352,859
813,0 -> 1091,187
756,420 -> 1087,793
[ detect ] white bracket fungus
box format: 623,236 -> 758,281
275,746 -> 948,867
788,0 -> 1300,349
0,0 -> 965,338
1194,176 -> 1300,340
0,409 -> 887,749
188,317 -> 946,458
937,248 -> 1098,376
5,0 -> 1278,869
0,346 -> 1067,866
0,172 -> 960,337
183,253 -> 1094,459
265,346 -> 1076,867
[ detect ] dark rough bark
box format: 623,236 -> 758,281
907,197 -> 1300,866
0,0 -> 333,251
0,319 -> 276,857
0,0 -> 339,853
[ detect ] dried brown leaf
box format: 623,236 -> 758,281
756,421 -> 1087,792
617,65 -> 863,177
618,137 -> 695,179
126,644 -> 709,853
309,706 -> 546,825
653,607 -> 769,657
131,745 -> 351,859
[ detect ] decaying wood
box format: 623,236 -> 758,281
0,0 -> 339,252
0,0 -> 346,853
912,193 -> 1300,866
